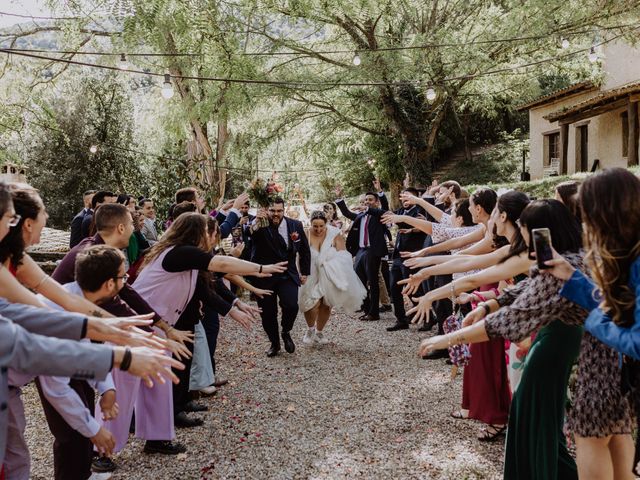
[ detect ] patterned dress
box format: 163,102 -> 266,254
484,252 -> 634,479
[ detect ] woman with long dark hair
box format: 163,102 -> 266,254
548,168 -> 640,479
422,198 -> 635,480
133,212 -> 286,425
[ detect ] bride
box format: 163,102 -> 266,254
299,210 -> 367,345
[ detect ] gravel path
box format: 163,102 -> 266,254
24,309 -> 503,479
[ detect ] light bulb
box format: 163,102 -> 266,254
588,47 -> 598,63
426,87 -> 437,102
561,38 -> 570,49
353,54 -> 361,66
161,74 -> 174,99
89,145 -> 98,154
118,53 -> 128,70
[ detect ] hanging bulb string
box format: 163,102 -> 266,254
0,20 -> 637,57
0,30 -> 631,89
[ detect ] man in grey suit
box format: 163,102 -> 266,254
0,300 -> 183,477
139,198 -> 159,244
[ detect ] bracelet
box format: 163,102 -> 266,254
259,265 -> 263,274
120,348 -> 132,371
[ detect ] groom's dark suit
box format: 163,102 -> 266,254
250,217 -> 311,348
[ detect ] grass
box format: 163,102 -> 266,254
465,165 -> 640,198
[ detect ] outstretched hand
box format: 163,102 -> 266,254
398,273 -> 426,296
406,295 -> 432,326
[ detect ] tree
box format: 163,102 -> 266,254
25,76 -> 144,228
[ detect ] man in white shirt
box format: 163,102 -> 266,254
37,245 -> 130,479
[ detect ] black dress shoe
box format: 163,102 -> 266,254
266,345 -> 280,357
144,440 -> 187,455
174,411 -> 203,428
380,304 -> 392,312
92,457 -> 117,472
282,332 -> 295,353
421,349 -> 449,360
360,314 -> 380,321
183,400 -> 208,412
386,322 -> 409,331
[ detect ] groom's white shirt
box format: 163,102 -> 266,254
277,219 -> 288,244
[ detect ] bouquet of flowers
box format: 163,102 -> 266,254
244,176 -> 284,227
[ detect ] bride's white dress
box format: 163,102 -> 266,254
299,225 -> 367,313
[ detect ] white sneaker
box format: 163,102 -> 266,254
303,328 -> 316,345
199,385 -> 217,396
315,331 -> 329,345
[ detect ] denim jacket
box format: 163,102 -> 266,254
560,257 -> 640,359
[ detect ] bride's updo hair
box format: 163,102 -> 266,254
310,210 -> 327,223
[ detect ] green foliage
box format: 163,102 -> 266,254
436,133 -> 528,187
465,166 -> 640,199
25,76 -> 145,229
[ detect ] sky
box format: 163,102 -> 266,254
0,0 -> 56,29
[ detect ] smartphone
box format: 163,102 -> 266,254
532,228 -> 553,269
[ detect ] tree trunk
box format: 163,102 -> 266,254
388,180 -> 402,210
215,116 -> 229,205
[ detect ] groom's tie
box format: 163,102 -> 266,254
363,215 -> 370,248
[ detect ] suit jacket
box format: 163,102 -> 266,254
141,217 -> 159,244
393,205 -> 427,259
69,208 -> 90,248
336,194 -> 389,258
0,300 -> 113,464
249,217 -> 311,286
214,210 -> 240,240
80,211 -> 94,239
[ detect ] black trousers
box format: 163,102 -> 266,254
36,378 -> 94,480
433,273 -> 453,334
355,248 -> 382,316
256,275 -> 299,347
172,318 -> 196,414
390,257 -> 417,324
202,305 -> 220,374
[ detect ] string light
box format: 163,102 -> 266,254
161,74 -> 174,99
89,145 -> 98,153
588,46 -> 598,62
561,38 -> 570,49
118,53 -> 128,70
0,28 -> 632,89
426,87 -> 437,103
352,53 -> 361,66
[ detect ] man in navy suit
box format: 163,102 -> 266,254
69,190 -> 95,248
335,181 -> 390,321
249,197 -> 311,357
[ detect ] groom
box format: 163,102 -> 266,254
250,197 -> 311,357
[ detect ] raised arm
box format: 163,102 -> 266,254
382,213 -> 433,235
405,253 -> 532,321
17,255 -> 114,318
457,234 -> 497,256
209,255 -> 287,276
335,198 -> 358,221
424,227 -> 485,254
0,264 -> 48,308
403,245 -> 512,284
399,192 -> 445,222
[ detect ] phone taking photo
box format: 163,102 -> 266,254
532,228 -> 553,269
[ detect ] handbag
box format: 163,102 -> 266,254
443,282 -> 471,379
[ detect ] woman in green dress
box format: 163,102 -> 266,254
420,200 -> 587,480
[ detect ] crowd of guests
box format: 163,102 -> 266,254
3,166 -> 640,480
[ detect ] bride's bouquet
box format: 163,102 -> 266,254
244,176 -> 284,227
